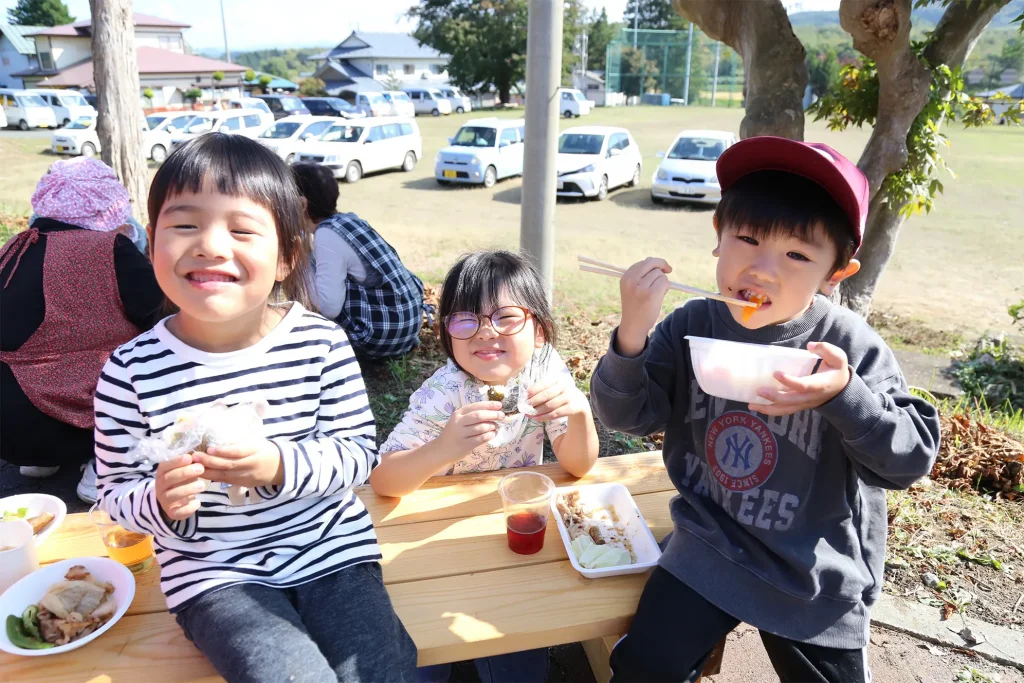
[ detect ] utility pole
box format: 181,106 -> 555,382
220,0 -> 231,63
682,22 -> 694,105
520,0 -> 563,303
711,40 -> 721,107
632,2 -> 639,49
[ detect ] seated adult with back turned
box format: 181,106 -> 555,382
292,162 -> 424,359
0,158 -> 163,503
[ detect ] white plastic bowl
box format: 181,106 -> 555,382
0,494 -> 67,547
0,557 -> 135,657
551,483 -> 661,579
685,335 -> 820,405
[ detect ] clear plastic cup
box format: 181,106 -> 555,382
498,471 -> 555,555
89,505 -> 155,574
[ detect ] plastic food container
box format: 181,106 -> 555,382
685,335 -> 820,405
550,482 -> 661,579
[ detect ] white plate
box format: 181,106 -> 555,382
550,482 -> 662,579
0,557 -> 135,656
0,494 -> 67,547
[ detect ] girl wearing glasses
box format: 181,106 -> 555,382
371,250 -> 599,682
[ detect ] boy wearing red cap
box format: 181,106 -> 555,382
591,137 -> 940,682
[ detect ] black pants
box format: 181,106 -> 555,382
609,567 -> 868,683
0,362 -> 94,468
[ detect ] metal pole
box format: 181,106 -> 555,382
711,41 -> 721,107
682,23 -> 693,105
220,0 -> 231,62
520,0 -> 563,304
632,3 -> 639,49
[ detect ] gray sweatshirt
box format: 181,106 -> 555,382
591,295 -> 940,649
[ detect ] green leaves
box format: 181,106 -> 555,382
809,42 -> 1022,218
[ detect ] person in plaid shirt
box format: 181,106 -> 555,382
293,163 -> 425,359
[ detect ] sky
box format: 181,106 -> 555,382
2,0 -> 842,52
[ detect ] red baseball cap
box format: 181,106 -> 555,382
716,136 -> 869,252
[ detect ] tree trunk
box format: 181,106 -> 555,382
839,0 -> 1008,315
497,75 -> 512,107
673,0 -> 807,140
90,0 -> 148,225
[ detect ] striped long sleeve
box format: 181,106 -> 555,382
94,304 -> 382,612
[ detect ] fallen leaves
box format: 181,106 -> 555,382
931,412 -> 1024,498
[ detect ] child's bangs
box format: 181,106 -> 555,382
148,133 -> 294,222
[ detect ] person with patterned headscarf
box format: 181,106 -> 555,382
0,158 -> 164,503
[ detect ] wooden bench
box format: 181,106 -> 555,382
1,452 -> 732,682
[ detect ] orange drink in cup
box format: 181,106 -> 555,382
90,505 -> 155,574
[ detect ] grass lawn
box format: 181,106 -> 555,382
3,106 -> 1022,336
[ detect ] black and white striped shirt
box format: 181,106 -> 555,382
94,303 -> 381,612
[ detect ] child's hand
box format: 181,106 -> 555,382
192,439 -> 284,488
752,342 -> 851,416
527,377 -> 591,422
438,401 -> 504,456
617,257 -> 673,358
155,453 -> 206,520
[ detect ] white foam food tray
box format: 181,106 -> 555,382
550,482 -> 662,579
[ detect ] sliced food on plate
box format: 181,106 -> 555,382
6,565 -> 117,650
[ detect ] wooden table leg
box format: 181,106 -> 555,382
695,637 -> 727,681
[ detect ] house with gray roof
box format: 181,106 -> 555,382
0,22 -> 44,88
311,31 -> 449,95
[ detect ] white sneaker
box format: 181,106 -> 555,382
77,460 -> 98,504
19,465 -> 60,478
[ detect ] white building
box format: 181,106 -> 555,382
0,21 -> 43,88
573,70 -> 610,106
13,13 -> 246,108
311,31 -> 449,95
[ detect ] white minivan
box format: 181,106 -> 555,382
558,88 -> 593,118
28,89 -> 96,127
338,91 -> 392,118
257,115 -> 336,163
438,86 -> 472,114
296,117 -> 421,183
0,89 -> 58,130
50,115 -> 175,162
169,108 -> 270,151
435,118 -> 525,188
381,91 -> 415,118
402,87 -> 452,116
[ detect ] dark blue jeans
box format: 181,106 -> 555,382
416,648 -> 549,683
176,562 -> 417,683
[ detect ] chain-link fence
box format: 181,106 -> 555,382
605,27 -> 745,107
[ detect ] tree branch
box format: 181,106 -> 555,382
672,0 -> 807,140
840,0 -> 931,197
924,0 -> 1010,67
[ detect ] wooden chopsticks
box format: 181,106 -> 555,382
577,255 -> 757,308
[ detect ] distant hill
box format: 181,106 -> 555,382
790,0 -> 1023,28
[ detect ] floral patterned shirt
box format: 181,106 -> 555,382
380,346 -> 572,475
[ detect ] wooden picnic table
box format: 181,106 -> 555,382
0,452 -> 676,683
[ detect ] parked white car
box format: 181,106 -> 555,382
435,118 -> 525,188
296,117 -> 421,183
651,130 -> 737,205
257,115 -> 336,163
144,111 -> 196,136
228,97 -> 274,121
50,115 -> 173,162
170,108 -> 270,151
28,89 -> 96,127
0,89 -> 58,130
381,91 -> 415,118
438,86 -> 472,114
556,126 -> 642,201
558,88 -> 593,118
403,87 -> 452,116
338,91 -> 392,118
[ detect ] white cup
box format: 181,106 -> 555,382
0,519 -> 39,595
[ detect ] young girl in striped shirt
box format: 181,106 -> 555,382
94,134 -> 416,683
